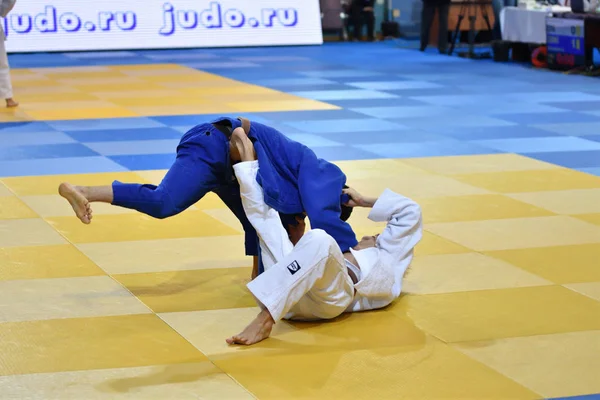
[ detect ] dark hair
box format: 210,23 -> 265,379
340,185 -> 353,222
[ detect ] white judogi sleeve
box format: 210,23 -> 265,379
347,189 -> 423,312
233,161 -> 293,270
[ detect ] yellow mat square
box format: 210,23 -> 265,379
163,308 -> 427,359
485,244 -> 600,284
333,159 -> 427,181
455,331 -> 600,398
403,253 -> 550,295
392,285 -> 600,342
0,244 -> 104,281
26,107 -> 139,120
2,64 -> 338,122
77,235 -> 248,275
215,339 -> 537,399
0,363 -> 253,400
454,169 -> 600,193
565,282 -> 600,302
0,219 -> 66,248
417,194 -> 554,223
350,174 -> 489,201
46,210 -> 240,243
0,314 -> 207,376
415,231 -> 471,256
576,213 -> 600,226
0,182 -> 11,196
0,196 -> 38,219
113,267 -> 254,313
508,189 -> 600,215
402,153 -> 557,175
21,194 -> 139,218
0,276 -> 150,323
426,216 -> 600,251
1,171 -> 148,196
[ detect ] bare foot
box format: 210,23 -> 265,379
230,127 -> 256,162
58,183 -> 93,224
6,98 -> 18,108
226,308 -> 274,345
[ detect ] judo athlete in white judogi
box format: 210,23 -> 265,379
0,0 -> 18,107
226,130 -> 423,345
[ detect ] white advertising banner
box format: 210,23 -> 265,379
3,0 -> 324,53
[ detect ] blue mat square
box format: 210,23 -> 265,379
253,110 -> 367,122
0,132 -> 76,147
67,127 -> 183,143
0,157 -> 127,177
358,140 -> 500,158
0,144 -> 100,161
286,134 -> 344,147
325,98 -> 428,108
400,115 -> 516,130
472,136 -> 600,153
437,125 -> 563,140
110,154 -> 177,170
323,130 -> 449,145
84,140 -> 180,156
495,112 -> 600,125
456,103 -> 568,115
351,106 -> 456,119
505,92 -> 600,103
300,70 -> 384,78
549,101 -> 600,111
532,122 -> 600,136
523,150 -> 600,168
0,121 -> 56,134
311,145 -> 382,161
284,118 -> 407,134
348,81 -> 444,91
291,90 -> 398,101
47,118 -> 165,132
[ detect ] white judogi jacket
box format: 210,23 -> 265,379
345,189 -> 423,312
0,0 -> 16,41
234,160 -> 422,321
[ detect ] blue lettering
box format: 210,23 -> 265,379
115,11 -> 136,30
262,9 -> 276,27
224,9 -> 244,28
200,2 -> 222,28
177,10 -> 197,29
59,12 -> 81,32
160,3 -> 175,36
35,6 -> 57,33
99,11 -> 113,31
10,14 -> 32,33
277,9 -> 298,27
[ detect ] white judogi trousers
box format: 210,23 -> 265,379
0,38 -> 12,99
234,161 -> 355,322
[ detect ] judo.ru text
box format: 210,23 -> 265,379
160,2 -> 298,36
3,6 -> 136,36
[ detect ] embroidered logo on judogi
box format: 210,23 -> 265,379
287,260 -> 301,275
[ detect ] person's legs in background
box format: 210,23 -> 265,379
364,10 -> 376,41
420,1 -> 437,51
492,0 -> 504,40
0,38 -> 17,108
352,10 -> 364,40
437,1 -> 450,53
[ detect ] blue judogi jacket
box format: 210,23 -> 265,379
201,117 -> 358,255
113,116 -> 358,268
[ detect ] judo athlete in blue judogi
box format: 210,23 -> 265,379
59,117 -> 358,277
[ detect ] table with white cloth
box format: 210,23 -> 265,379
500,6 -> 571,43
